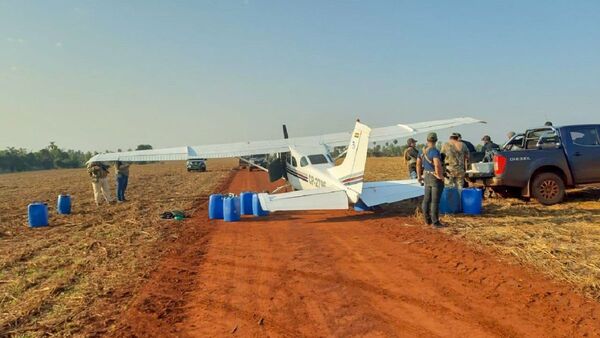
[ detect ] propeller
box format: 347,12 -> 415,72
283,124 -> 289,139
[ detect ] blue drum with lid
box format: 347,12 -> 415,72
208,194 -> 224,219
252,193 -> 269,217
440,187 -> 461,214
223,196 -> 241,222
462,188 -> 483,215
57,194 -> 71,215
28,202 -> 49,227
240,192 -> 254,215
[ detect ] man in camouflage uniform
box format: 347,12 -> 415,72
87,162 -> 114,206
441,133 -> 469,193
403,138 -> 419,179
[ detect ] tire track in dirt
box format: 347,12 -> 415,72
115,170 -> 600,337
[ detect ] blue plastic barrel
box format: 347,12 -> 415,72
223,196 -> 241,222
28,202 -> 49,227
208,194 -> 224,219
57,194 -> 71,215
252,193 -> 269,216
462,188 -> 483,215
240,192 -> 254,215
440,187 -> 461,214
354,199 -> 372,212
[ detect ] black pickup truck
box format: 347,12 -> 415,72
469,124 -> 600,205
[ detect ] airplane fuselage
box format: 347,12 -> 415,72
282,145 -> 362,202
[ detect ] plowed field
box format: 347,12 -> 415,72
1,158 -> 599,337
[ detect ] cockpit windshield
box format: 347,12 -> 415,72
308,154 -> 329,165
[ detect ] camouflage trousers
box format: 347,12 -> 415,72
445,174 -> 465,192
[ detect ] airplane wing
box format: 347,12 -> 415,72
257,188 -> 348,211
359,180 -> 425,207
87,116 -> 483,163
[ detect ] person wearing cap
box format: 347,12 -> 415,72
87,161 -> 114,206
417,132 -> 446,228
482,135 -> 500,152
507,131 -> 516,140
441,132 -> 470,193
481,135 -> 500,162
403,138 -> 419,179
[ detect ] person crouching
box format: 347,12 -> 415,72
87,162 -> 114,206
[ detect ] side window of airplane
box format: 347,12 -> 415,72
287,156 -> 292,165
300,156 -> 309,167
292,156 -> 298,167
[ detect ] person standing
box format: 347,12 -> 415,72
403,138 -> 419,179
417,133 -> 446,228
481,135 -> 500,162
115,161 -> 131,202
442,133 -> 469,193
87,162 -> 114,206
481,135 -> 500,152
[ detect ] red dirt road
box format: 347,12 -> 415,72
116,170 -> 600,337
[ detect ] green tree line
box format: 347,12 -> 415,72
0,143 -> 152,173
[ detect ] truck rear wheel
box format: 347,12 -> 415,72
532,172 -> 565,205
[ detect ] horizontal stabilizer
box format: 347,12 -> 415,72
360,180 -> 424,207
257,188 -> 348,211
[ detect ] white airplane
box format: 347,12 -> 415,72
88,117 -> 483,211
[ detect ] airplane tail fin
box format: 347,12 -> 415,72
329,121 -> 371,201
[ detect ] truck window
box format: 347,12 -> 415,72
504,134 -> 525,151
570,127 -> 600,146
525,129 -> 557,149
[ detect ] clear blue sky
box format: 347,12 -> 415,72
1,0 -> 599,151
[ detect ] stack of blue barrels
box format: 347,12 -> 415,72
208,192 -> 269,221
28,194 -> 75,228
440,187 -> 483,215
